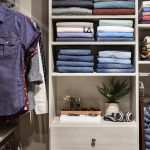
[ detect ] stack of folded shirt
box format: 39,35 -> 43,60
140,1 -> 150,24
52,0 -> 93,15
97,20 -> 134,41
141,36 -> 150,60
56,22 -> 95,41
57,49 -> 94,73
93,0 -> 135,15
96,51 -> 135,73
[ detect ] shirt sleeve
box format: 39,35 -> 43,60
20,16 -> 41,54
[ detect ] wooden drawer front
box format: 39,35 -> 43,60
51,127 -> 138,150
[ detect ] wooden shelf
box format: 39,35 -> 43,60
50,117 -> 137,128
52,15 -> 136,19
51,72 -> 136,77
51,41 -> 136,45
0,125 -> 17,142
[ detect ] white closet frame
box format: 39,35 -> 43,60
49,0 -> 140,149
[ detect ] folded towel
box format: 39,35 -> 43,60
57,32 -> 93,38
52,7 -> 92,15
99,20 -> 133,27
142,1 -> 150,8
96,68 -> 135,73
143,8 -> 150,12
141,16 -> 150,21
57,66 -> 94,73
141,21 -> 150,24
92,8 -> 135,15
57,27 -> 94,33
52,1 -> 93,9
97,37 -> 134,41
59,49 -> 91,55
98,57 -> 131,64
97,63 -> 133,69
97,32 -> 133,38
143,44 -> 150,49
142,12 -> 150,16
56,22 -> 93,28
58,55 -> 94,62
94,1 -> 135,9
97,26 -> 134,32
56,37 -> 95,41
143,36 -> 150,44
57,61 -> 94,67
99,51 -> 131,59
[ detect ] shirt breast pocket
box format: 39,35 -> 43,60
0,37 -> 18,56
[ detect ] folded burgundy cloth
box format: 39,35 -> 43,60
93,8 -> 135,15
141,15 -> 150,21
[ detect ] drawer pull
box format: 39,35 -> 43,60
91,138 -> 96,147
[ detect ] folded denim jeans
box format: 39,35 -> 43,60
58,55 -> 94,62
96,68 -> 135,73
98,57 -> 131,64
57,61 -> 94,67
97,63 -> 133,69
98,51 -> 131,59
59,49 -> 91,55
57,66 -> 94,73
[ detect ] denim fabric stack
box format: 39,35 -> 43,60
141,36 -> 150,60
57,49 -> 94,73
139,1 -> 150,24
97,20 -> 134,41
96,51 -> 135,73
93,0 -> 135,15
56,22 -> 95,41
52,0 -> 93,15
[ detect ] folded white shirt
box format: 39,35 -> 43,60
57,27 -> 94,34
97,26 -> 134,33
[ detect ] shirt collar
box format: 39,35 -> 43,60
0,4 -> 8,23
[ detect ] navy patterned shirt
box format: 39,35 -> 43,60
0,5 -> 40,116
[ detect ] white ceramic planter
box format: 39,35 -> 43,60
105,103 -> 119,116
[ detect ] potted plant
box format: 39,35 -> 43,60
96,78 -> 130,116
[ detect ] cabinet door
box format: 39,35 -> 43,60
50,126 -> 138,150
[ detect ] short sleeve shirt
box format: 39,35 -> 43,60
0,5 -> 40,116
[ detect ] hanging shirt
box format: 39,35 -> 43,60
0,5 -> 40,117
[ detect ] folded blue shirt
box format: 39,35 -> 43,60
57,61 -> 94,67
98,57 -> 131,64
94,1 -> 135,8
57,66 -> 94,73
97,63 -> 133,69
58,55 -> 94,62
143,8 -> 150,12
96,68 -> 135,73
97,32 -> 134,38
97,37 -> 134,41
57,32 -> 93,38
59,49 -> 91,56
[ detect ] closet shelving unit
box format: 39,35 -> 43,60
49,0 -> 139,149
